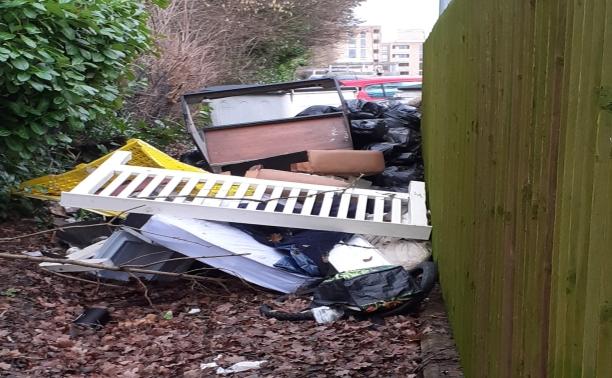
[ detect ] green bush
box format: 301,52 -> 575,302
0,0 -> 156,216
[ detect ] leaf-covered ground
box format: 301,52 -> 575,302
0,221 -> 425,377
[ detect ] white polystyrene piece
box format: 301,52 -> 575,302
60,152 -> 432,239
327,236 -> 392,272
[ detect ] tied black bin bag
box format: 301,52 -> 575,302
259,263 -> 437,321
312,262 -> 437,314
383,102 -> 421,131
294,99 -> 426,190
350,119 -> 388,148
343,100 -> 425,188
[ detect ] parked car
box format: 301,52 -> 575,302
340,77 -> 422,102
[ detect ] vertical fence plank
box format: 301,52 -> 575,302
424,0 -> 612,376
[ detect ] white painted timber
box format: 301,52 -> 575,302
60,151 -> 432,239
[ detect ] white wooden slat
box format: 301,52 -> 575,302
355,195 -> 368,221
282,188 -> 302,214
204,180 -> 233,207
246,184 -> 267,210
155,176 -> 183,202
137,175 -> 166,199
301,189 -> 318,216
191,179 -> 218,205
60,151 -> 432,239
391,197 -> 403,224
373,196 -> 385,222
99,171 -> 132,197
319,191 -> 335,217
408,181 -> 428,226
227,182 -> 251,209
173,177 -> 200,203
265,186 -> 285,212
337,193 -> 352,219
71,151 -> 132,195
62,191 -> 433,239
115,164 -> 392,200
117,173 -> 149,198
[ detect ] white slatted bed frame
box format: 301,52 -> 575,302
60,151 -> 431,239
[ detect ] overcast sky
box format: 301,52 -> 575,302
354,0 -> 440,41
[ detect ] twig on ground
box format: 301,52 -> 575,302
43,270 -> 125,289
0,252 -> 229,284
129,272 -> 156,310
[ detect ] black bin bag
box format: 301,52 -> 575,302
350,119 -> 388,147
345,99 -> 387,119
375,165 -> 425,187
295,105 -> 339,117
312,263 -> 437,314
383,102 -> 421,131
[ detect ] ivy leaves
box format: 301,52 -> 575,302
0,0 -> 152,163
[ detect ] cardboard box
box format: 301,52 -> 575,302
291,150 -> 385,176
245,167 -> 348,187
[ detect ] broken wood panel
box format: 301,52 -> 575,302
202,114 -> 352,166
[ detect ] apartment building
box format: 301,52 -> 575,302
332,25 -> 382,74
379,30 -> 425,77
308,27 -> 424,77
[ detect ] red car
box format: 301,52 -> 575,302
340,77 -> 422,102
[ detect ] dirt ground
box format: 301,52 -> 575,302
0,220 -> 429,377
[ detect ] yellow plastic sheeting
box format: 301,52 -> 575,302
18,139 -> 205,201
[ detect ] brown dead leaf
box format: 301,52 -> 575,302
55,337 -> 74,348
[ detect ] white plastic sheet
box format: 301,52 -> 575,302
141,215 -> 313,293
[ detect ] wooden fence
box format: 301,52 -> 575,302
422,0 -> 612,376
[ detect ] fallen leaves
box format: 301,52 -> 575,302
0,221 -> 424,377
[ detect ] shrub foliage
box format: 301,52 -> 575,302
0,0 -> 152,193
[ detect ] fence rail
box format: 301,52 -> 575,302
423,0 -> 612,376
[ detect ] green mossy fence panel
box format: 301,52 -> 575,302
423,0 -> 612,376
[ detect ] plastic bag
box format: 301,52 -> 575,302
295,105 -> 339,117
365,142 -> 401,158
312,263 -> 436,313
383,102 -> 421,130
350,119 -> 388,147
345,99 -> 387,118
389,152 -> 422,165
375,165 -> 425,187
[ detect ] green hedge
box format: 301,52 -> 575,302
0,0 -> 153,200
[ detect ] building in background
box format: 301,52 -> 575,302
300,27 -> 425,78
330,25 -> 382,75
379,29 -> 425,76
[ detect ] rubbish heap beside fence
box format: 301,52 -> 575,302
423,0 -> 612,377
